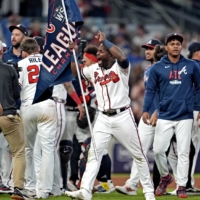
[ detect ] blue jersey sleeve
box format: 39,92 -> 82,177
117,58 -> 129,69
143,64 -> 158,112
192,62 -> 200,112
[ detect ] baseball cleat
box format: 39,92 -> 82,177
65,190 -> 92,200
11,188 -> 34,200
155,174 -> 173,196
108,180 -> 115,193
186,187 -> 200,195
94,182 -> 110,193
177,186 -> 188,198
145,193 -> 156,200
0,184 -> 13,194
115,185 -> 137,195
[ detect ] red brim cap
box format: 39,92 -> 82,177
141,44 -> 155,49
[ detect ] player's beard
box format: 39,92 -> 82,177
12,42 -> 21,49
101,59 -> 115,70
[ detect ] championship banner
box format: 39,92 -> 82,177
33,0 -> 83,104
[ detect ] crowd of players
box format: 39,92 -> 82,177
0,22 -> 200,200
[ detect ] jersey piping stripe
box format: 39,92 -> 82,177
171,141 -> 178,158
101,68 -> 106,110
101,84 -> 105,110
7,168 -> 13,188
128,108 -> 151,170
129,108 -> 154,186
81,67 -> 88,82
105,84 -> 111,109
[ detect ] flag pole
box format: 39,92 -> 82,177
61,0 -> 98,161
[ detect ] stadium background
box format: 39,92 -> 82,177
0,0 -> 200,173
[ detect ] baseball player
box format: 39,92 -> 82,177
115,39 -> 163,195
167,42 -> 200,196
67,44 -> 115,193
2,24 -> 28,63
65,31 -> 155,200
142,33 -> 200,198
18,38 -> 58,199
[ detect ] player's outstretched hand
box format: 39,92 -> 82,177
150,110 -> 157,127
69,40 -> 78,52
142,112 -> 151,125
197,112 -> 200,128
78,104 -> 85,120
95,31 -> 106,43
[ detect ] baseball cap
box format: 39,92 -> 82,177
165,33 -> 183,44
9,24 -> 28,36
188,42 -> 200,54
141,39 -> 162,49
33,36 -> 45,53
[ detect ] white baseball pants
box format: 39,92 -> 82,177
20,99 -> 57,195
168,111 -> 200,188
125,117 -> 155,188
34,101 -> 66,194
0,134 -> 13,187
153,119 -> 193,187
81,108 -> 154,194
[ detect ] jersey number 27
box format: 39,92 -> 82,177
27,65 -> 39,84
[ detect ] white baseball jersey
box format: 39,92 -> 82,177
52,84 -> 67,100
81,61 -> 131,111
18,53 -> 42,104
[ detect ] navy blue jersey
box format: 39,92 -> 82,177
2,47 -> 22,109
144,65 -> 159,116
143,55 -> 200,120
2,47 -> 22,63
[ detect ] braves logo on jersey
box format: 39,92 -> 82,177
94,71 -> 120,85
168,66 -> 187,85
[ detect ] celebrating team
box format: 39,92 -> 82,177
0,22 -> 200,200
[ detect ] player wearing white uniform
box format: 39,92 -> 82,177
65,31 -> 155,200
115,39 -> 162,195
18,38 -> 57,199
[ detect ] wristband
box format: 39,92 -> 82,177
103,39 -> 114,50
71,54 -> 75,62
70,91 -> 81,105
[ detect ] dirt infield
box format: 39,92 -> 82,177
111,175 -> 200,188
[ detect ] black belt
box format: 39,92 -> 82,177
53,97 -> 66,104
102,106 -> 130,116
66,107 -> 79,112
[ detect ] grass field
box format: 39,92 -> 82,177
1,174 -> 200,200
1,190 -> 200,200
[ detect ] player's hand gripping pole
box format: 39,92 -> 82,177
61,0 -> 98,161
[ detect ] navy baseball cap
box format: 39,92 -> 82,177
33,36 -> 45,52
9,24 -> 28,36
165,33 -> 183,44
141,39 -> 162,49
188,42 -> 200,53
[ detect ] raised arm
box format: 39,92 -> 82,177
95,31 -> 129,69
